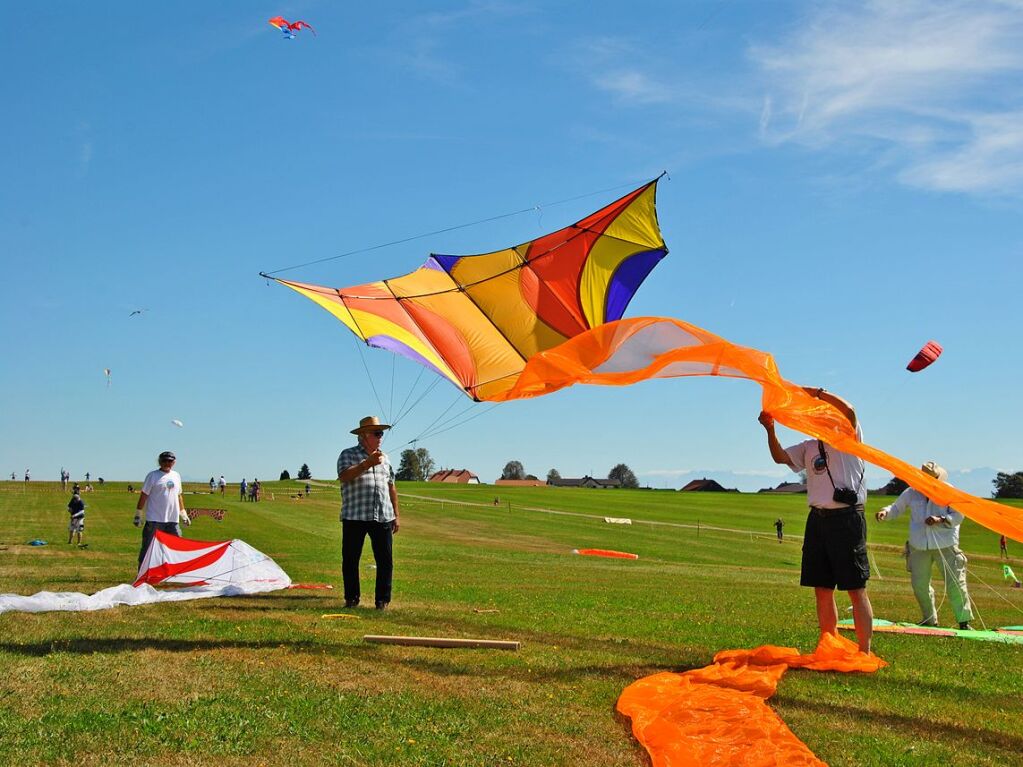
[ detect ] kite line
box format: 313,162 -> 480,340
259,172 -> 667,277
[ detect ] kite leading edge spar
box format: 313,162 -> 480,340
264,179 -> 1023,543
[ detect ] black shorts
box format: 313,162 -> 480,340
800,507 -> 869,591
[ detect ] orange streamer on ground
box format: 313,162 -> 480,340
489,316 -> 1023,543
574,548 -> 639,559
617,632 -> 886,766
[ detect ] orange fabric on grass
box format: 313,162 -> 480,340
575,548 -> 639,559
489,316 -> 1023,543
617,632 -> 886,767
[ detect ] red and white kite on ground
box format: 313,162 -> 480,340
0,532 -> 290,614
135,530 -> 288,588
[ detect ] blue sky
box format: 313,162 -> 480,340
2,1 -> 1022,495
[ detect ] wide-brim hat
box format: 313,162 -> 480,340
351,415 -> 392,435
920,461 -> 948,482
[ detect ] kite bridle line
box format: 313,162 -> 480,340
258,172 -> 667,277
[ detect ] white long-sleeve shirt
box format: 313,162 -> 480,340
881,487 -> 963,550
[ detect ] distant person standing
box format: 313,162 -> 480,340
1001,535 -> 1009,559
759,388 -> 874,654
876,461 -> 974,630
337,415 -> 400,610
67,493 -> 86,545
134,451 -> 190,568
305,482 -> 311,498
774,518 -> 784,542
72,481 -> 80,496
240,478 -> 247,501
85,472 -> 90,482
252,478 -> 261,502
219,475 -> 226,495
209,476 -> 216,494
60,468 -> 68,491
24,469 -> 30,483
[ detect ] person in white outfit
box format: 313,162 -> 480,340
876,461 -> 974,630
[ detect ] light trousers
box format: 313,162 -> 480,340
907,545 -> 973,625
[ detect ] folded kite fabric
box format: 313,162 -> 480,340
837,618 -> 1023,644
617,632 -> 886,767
0,532 -> 290,614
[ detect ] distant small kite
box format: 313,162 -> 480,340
906,341 -> 943,372
171,419 -> 184,428
268,16 -> 316,39
103,368 -> 111,388
129,309 -> 147,317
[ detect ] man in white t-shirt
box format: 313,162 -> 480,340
759,387 -> 874,654
134,451 -> 190,568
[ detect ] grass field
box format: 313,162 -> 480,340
1,480 -> 1021,766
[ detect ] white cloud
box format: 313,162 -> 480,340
753,0 -> 1023,195
759,95 -> 772,136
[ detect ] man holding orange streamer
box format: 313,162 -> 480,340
760,388 -> 874,653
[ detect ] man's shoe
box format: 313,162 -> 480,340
917,619 -> 938,627
958,622 -> 974,631
344,599 -> 359,608
375,601 -> 388,610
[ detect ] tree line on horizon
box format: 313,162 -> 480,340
276,456 -> 1023,498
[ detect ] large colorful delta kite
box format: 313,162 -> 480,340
265,179 -> 1023,544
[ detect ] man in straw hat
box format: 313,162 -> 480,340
760,387 -> 875,654
337,416 -> 401,609
876,461 -> 974,630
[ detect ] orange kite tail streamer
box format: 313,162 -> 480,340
490,316 -> 1023,543
617,632 -> 886,766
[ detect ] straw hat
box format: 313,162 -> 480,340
920,461 -> 948,482
351,415 -> 392,435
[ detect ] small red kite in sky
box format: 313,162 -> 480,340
907,340 -> 943,372
268,16 -> 316,39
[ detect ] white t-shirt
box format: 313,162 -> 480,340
785,424 -> 866,509
141,469 -> 184,523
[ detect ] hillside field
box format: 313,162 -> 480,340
1,480 -> 1021,766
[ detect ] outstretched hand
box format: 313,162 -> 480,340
758,411 -> 775,429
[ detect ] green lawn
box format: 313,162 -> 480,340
1,480 -> 1021,766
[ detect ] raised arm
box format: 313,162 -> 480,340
759,412 -> 795,467
803,386 -> 857,431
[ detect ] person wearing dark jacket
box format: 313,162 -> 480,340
67,494 -> 86,545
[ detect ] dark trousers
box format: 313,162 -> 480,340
341,519 -> 393,603
138,521 -> 182,568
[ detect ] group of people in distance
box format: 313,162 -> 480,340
761,387 -> 975,656
239,477 -> 262,502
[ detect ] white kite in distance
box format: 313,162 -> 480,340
103,368 -> 111,388
171,419 -> 184,428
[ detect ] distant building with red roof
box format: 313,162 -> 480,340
428,469 -> 480,484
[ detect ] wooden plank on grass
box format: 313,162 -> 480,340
364,635 -> 519,650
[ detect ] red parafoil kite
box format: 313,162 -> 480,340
906,340 -> 942,372
268,16 -> 316,39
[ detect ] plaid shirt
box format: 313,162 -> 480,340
337,444 -> 396,522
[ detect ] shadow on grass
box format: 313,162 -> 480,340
0,637 -> 320,656
777,696 -> 1023,755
